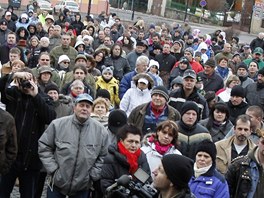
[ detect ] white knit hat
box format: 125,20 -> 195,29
58,55 -> 70,64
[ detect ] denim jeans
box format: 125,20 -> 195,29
0,165 -> 39,198
47,187 -> 90,198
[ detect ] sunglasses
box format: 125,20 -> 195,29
63,61 -> 70,64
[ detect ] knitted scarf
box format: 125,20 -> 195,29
193,162 -> 212,178
217,66 -> 229,79
118,141 -> 141,174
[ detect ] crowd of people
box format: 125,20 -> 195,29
1,2 -> 264,198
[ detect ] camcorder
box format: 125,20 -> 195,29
105,168 -> 158,198
19,79 -> 32,89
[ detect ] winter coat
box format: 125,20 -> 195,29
71,19 -> 84,36
0,109 -> 17,175
177,120 -> 212,160
5,86 -> 56,170
0,29 -> 11,46
32,65 -> 61,87
169,87 -> 209,120
250,37 -> 264,51
39,115 -> 108,195
120,87 -> 152,117
246,82 -> 264,110
189,166 -> 229,198
100,143 -> 151,193
126,51 -> 143,71
104,56 -> 131,81
200,118 -> 233,142
128,102 -> 181,134
215,135 -> 256,174
198,71 -> 224,93
141,136 -> 181,174
155,53 -> 176,73
0,43 -> 14,65
49,35 -> 61,51
96,76 -> 120,106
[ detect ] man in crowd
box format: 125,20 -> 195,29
0,32 -> 16,65
169,69 -> 208,120
214,43 -> 233,63
153,154 -> 194,198
215,114 -> 255,174
177,101 -> 211,160
226,128 -> 264,197
38,93 -> 108,197
128,86 -> 181,134
244,47 -> 264,69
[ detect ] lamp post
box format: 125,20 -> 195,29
131,0 -> 135,20
87,0 -> 92,16
184,0 -> 190,22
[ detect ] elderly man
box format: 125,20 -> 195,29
38,93 -> 109,197
215,114 -> 255,174
214,43 -> 233,63
128,86 -> 181,135
153,154 -> 194,198
50,32 -> 78,70
119,55 -> 153,98
225,128 -> 264,198
250,32 -> 264,51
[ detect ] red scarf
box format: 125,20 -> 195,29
149,135 -> 173,155
118,141 -> 141,174
151,102 -> 166,119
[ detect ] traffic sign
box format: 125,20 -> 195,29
200,0 -> 207,7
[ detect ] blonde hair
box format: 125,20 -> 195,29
11,60 -> 25,68
92,98 -> 109,112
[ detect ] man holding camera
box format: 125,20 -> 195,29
0,68 -> 56,198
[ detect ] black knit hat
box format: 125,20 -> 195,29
44,83 -> 59,94
196,139 -> 217,163
258,67 -> 264,75
162,154 -> 194,189
108,109 -> 127,134
151,86 -> 169,101
181,101 -> 199,118
205,58 -> 216,68
231,85 -> 245,98
96,89 -> 111,100
237,62 -> 248,71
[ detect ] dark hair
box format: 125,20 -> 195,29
73,64 -> 87,75
155,120 -> 179,147
93,50 -> 105,62
235,114 -> 252,128
206,102 -> 230,130
110,44 -> 122,57
117,124 -> 142,141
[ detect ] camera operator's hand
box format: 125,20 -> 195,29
24,79 -> 38,97
13,72 -> 32,80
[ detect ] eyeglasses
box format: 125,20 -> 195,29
41,59 -> 50,61
63,61 -> 70,64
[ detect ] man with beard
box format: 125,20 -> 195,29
246,67 -> 264,111
215,114 -> 255,174
244,47 -> 264,69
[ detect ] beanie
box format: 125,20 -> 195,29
151,86 -> 169,101
231,85 -> 245,98
237,62 -> 248,71
185,47 -> 194,56
96,89 -> 111,100
44,83 -> 59,94
205,58 -> 216,68
162,154 -> 194,189
195,139 -> 217,163
181,101 -> 199,115
258,67 -> 264,76
108,109 -> 127,134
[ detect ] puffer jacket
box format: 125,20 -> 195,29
189,165 -> 229,198
246,82 -> 264,111
96,76 -> 120,106
100,143 -> 151,193
38,115 -> 109,196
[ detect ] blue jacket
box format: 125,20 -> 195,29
189,166 -> 229,198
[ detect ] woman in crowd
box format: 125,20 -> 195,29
100,124 -> 150,194
189,140 -> 229,198
120,73 -> 154,116
141,120 -> 181,176
248,60 -> 259,82
200,102 -> 233,143
90,97 -> 110,127
215,56 -> 232,84
37,66 -> 57,93
94,50 -> 107,72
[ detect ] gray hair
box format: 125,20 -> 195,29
136,55 -> 149,67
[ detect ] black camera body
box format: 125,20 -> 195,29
20,80 -> 32,89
